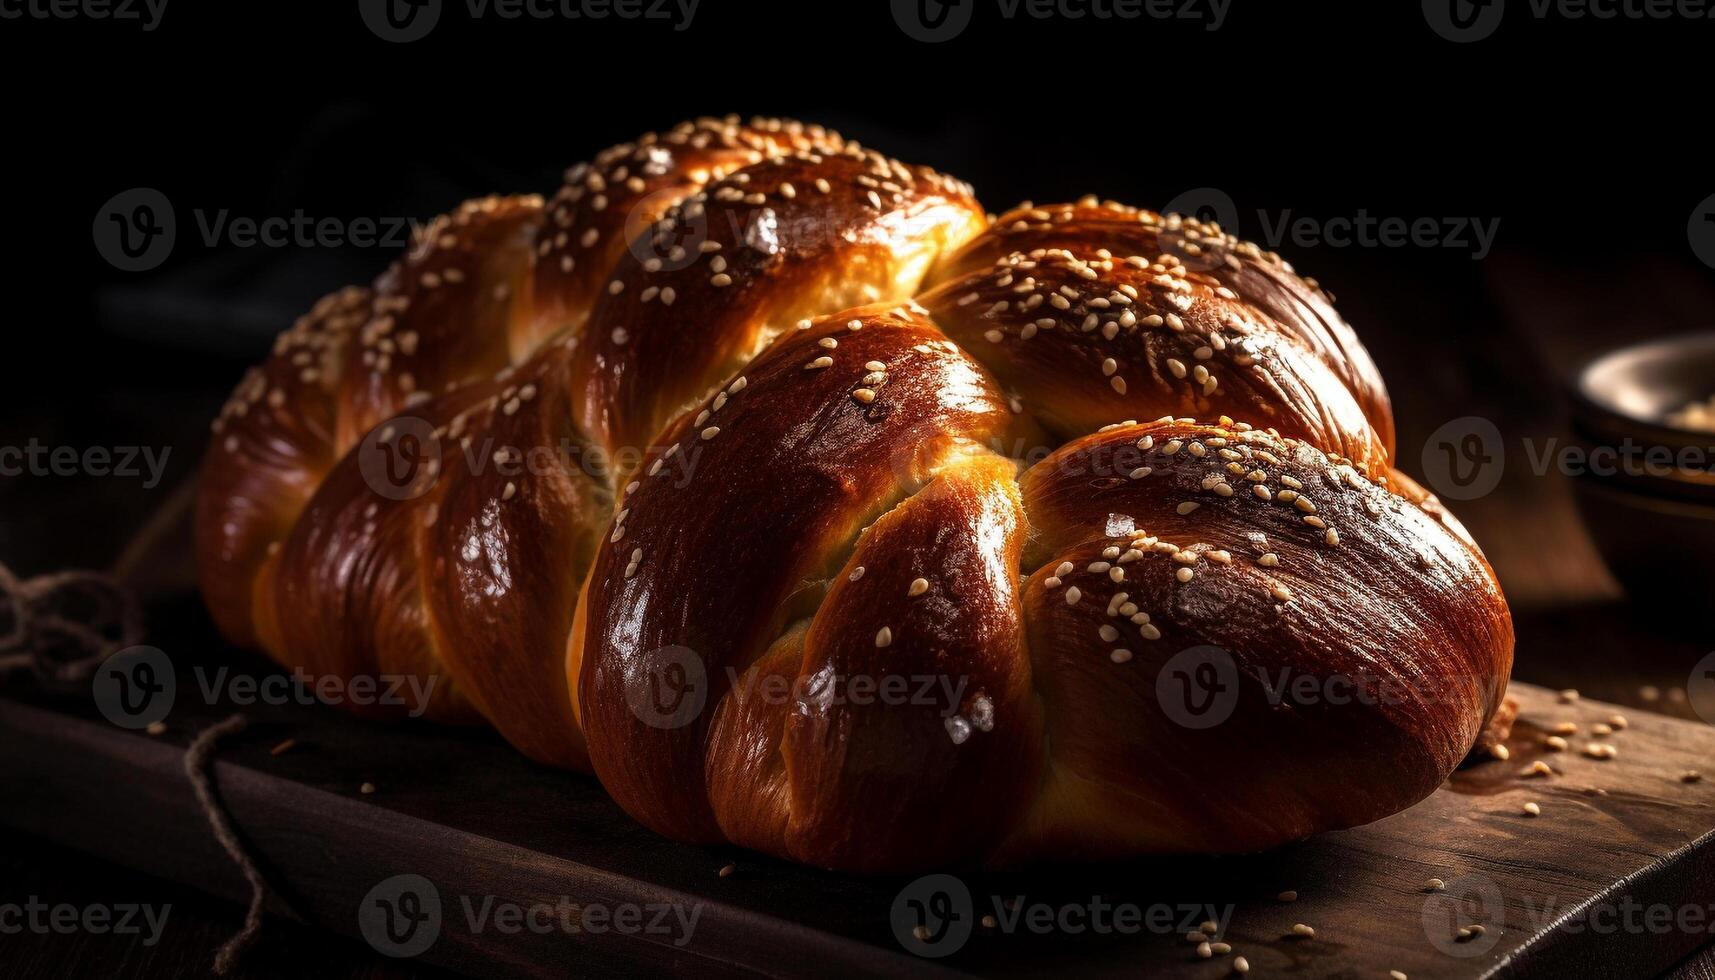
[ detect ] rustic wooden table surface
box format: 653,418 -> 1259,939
1,242 -> 1711,978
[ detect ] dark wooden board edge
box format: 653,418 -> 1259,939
0,697 -> 955,980
1491,826 -> 1715,980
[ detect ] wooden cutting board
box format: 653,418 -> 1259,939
3,606 -> 1713,979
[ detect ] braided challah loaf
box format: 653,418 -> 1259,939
197,116 -> 1513,871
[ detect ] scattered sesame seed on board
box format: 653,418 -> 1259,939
1277,890 -> 1298,902
718,863 -> 736,878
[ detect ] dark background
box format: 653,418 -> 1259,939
4,0 -> 1712,574
2,1 -> 1713,977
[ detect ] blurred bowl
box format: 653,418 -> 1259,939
1569,333 -> 1715,604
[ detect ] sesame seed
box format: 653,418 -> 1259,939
805,356 -> 833,370
1175,568 -> 1194,583
1110,649 -> 1132,663
1546,735 -> 1569,751
908,578 -> 929,596
1292,923 -> 1315,938
875,627 -> 893,648
701,426 -> 720,440
1277,890 -> 1298,902
1523,801 -> 1542,816
1066,586 -> 1082,605
1426,878 -> 1446,891
1234,956 -> 1249,974
852,388 -> 877,404
1177,501 -> 1200,515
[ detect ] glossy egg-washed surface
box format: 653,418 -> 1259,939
196,116 -> 1513,871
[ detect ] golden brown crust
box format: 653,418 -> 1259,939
418,342 -> 607,769
578,306 -> 1026,843
934,201 -> 1396,455
196,118 -> 1513,873
920,247 -> 1388,468
195,285 -> 369,646
1003,419 -> 1512,858
524,116 -> 847,350
335,195 -> 543,452
572,147 -> 986,460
